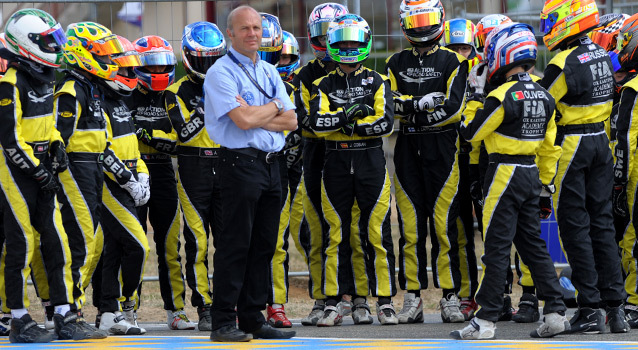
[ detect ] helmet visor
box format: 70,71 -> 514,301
309,21 -> 331,39
186,49 -> 224,75
91,34 -> 125,56
112,50 -> 142,67
139,50 -> 177,66
401,9 -> 442,30
34,23 -> 67,53
258,50 -> 282,65
328,27 -> 369,47
539,12 -> 560,35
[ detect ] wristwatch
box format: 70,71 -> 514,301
272,99 -> 283,113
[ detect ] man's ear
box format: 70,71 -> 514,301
227,28 -> 233,38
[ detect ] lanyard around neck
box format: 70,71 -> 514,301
227,51 -> 276,99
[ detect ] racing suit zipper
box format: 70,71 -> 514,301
350,158 -> 354,174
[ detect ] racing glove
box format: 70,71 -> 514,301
135,127 -> 153,144
138,172 -> 151,204
50,140 -> 68,175
539,185 -> 554,220
468,164 -> 483,206
468,62 -> 488,95
121,177 -> 150,207
32,164 -> 59,194
344,104 -> 375,122
613,183 -> 629,218
414,92 -> 445,112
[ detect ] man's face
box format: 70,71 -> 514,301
228,9 -> 262,54
449,44 -> 473,59
279,54 -> 292,65
338,41 -> 360,49
615,71 -> 628,83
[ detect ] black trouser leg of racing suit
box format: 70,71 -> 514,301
457,150 -> 478,299
321,145 -> 396,299
177,155 -> 219,308
211,150 -> 281,332
137,160 -> 184,311
475,155 -> 566,321
394,129 -> 461,292
57,157 -> 103,310
0,153 -> 73,309
554,125 -> 625,307
100,177 -> 150,312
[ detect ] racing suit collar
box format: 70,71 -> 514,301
566,36 -> 592,50
335,64 -> 365,77
506,72 -> 532,83
411,45 -> 439,57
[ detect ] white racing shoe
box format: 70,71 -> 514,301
167,310 -> 196,330
440,294 -> 465,323
98,312 -> 142,335
450,317 -> 496,340
530,312 -> 570,338
397,293 -> 423,324
376,303 -> 399,325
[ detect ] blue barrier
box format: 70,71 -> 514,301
540,212 -> 568,264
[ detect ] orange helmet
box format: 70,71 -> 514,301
616,13 -> 638,72
540,0 -> 599,51
475,14 -> 511,51
103,35 -> 141,94
589,13 -> 629,52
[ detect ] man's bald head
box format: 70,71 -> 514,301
227,5 -> 260,34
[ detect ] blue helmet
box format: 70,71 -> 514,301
182,21 -> 226,81
276,31 -> 300,82
258,13 -> 283,65
442,18 -> 477,58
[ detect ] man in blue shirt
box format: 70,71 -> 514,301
203,5 -> 297,343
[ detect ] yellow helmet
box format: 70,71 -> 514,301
63,22 -> 123,80
540,0 -> 599,51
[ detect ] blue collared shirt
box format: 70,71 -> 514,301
204,46 -> 295,152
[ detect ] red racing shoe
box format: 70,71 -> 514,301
267,305 -> 292,328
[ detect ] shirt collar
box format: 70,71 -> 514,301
507,72 -> 532,82
229,46 -> 261,67
412,44 -> 439,57
335,64 -> 365,77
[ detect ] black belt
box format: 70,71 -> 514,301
557,122 -> 604,134
325,138 -> 383,150
223,147 -> 279,164
122,159 -> 138,169
304,137 -> 324,144
488,153 -> 535,165
27,141 -> 49,155
176,146 -> 219,158
401,124 -> 456,135
68,152 -> 104,163
140,153 -> 171,163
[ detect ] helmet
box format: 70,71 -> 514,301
590,13 -> 629,52
276,31 -> 300,82
442,18 -> 477,58
133,35 -> 177,91
63,22 -> 124,80
258,13 -> 283,65
475,14 -> 512,51
103,35 -> 141,94
484,22 -> 537,84
540,0 -> 599,51
307,3 -> 349,61
326,14 -> 372,64
182,21 -> 226,81
399,0 -> 445,47
616,13 -> 638,72
0,33 -> 9,75
4,8 -> 66,67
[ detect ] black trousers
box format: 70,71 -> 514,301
211,148 -> 281,332
177,155 -> 220,308
554,126 -> 625,306
474,155 -> 565,322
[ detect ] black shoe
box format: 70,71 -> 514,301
210,325 -> 252,342
498,295 -> 514,321
512,293 -> 540,323
606,306 -> 630,333
251,323 -> 296,339
569,307 -> 605,334
625,304 -> 638,329
198,305 -> 212,331
55,311 -> 107,340
77,311 -> 108,338
0,316 -> 11,336
9,314 -> 54,343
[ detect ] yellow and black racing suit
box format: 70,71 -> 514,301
99,87 -> 150,313
165,75 -> 215,311
310,65 -> 396,300
0,65 -> 73,310
540,36 -> 625,308
51,70 -> 109,311
462,71 -> 566,321
127,87 -> 181,311
613,75 -> 638,307
385,45 -> 467,295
